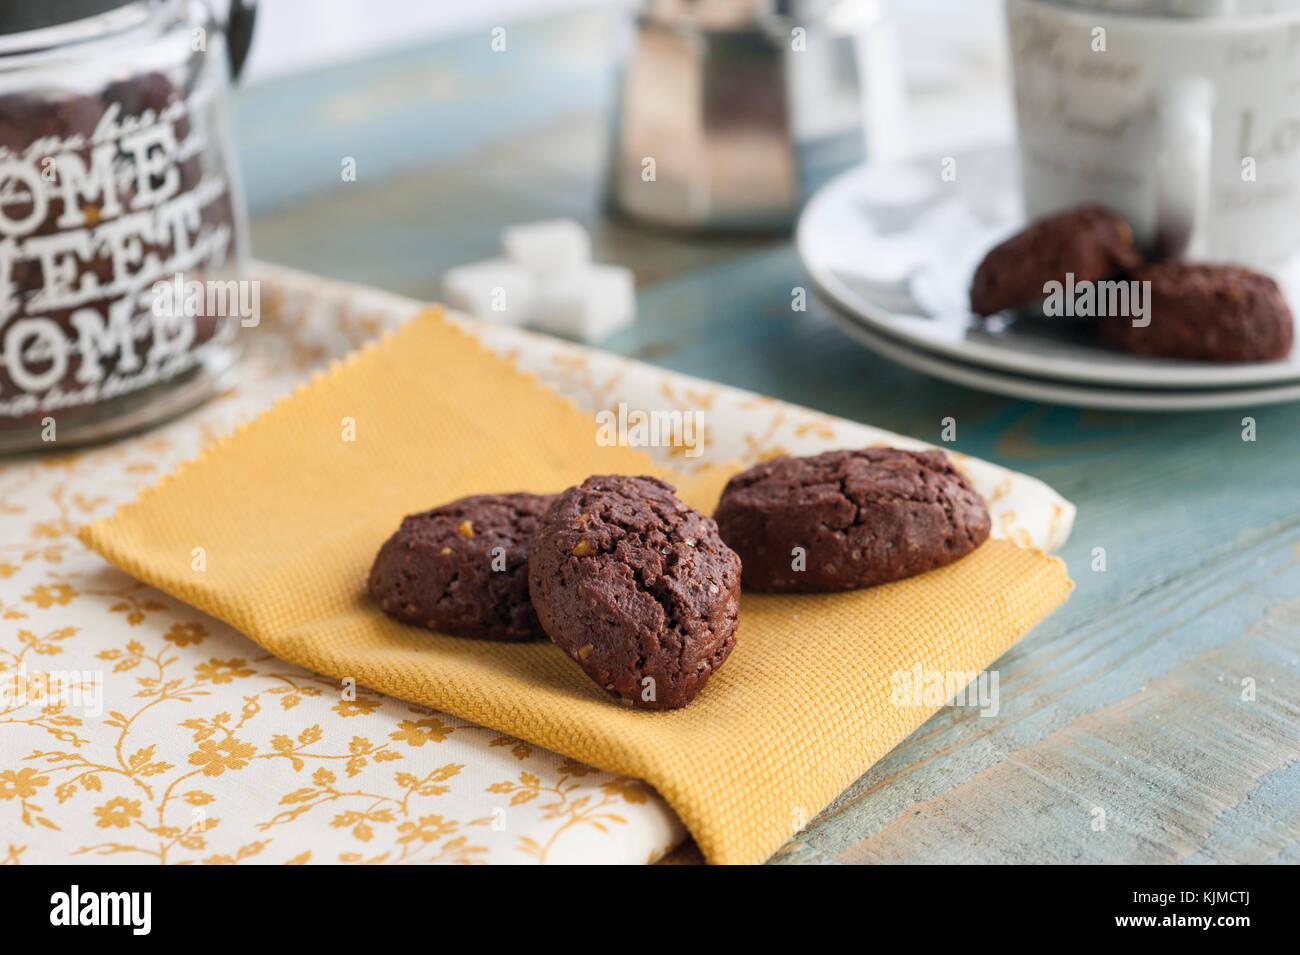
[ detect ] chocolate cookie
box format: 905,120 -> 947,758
1098,262 -> 1294,362
970,204 -> 1144,316
528,475 -> 741,710
714,448 -> 991,593
368,493 -> 555,641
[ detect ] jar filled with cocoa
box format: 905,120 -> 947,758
0,0 -> 256,453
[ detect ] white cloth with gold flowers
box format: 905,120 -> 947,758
0,263 -> 1073,865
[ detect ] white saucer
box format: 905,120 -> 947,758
825,303 -> 1300,411
797,147 -> 1300,391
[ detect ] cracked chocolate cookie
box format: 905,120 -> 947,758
368,493 -> 555,641
528,475 -> 741,710
714,448 -> 991,593
1099,261 -> 1294,362
970,204 -> 1144,316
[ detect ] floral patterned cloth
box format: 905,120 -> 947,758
0,263 -> 1073,865
0,266 -> 688,865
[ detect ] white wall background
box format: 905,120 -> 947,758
241,0 -> 636,83
240,0 -> 1004,86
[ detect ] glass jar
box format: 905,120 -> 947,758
0,0 -> 256,453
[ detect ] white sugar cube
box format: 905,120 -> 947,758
441,258 -> 536,325
532,264 -> 635,342
502,219 -> 592,275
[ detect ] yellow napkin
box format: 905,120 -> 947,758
81,310 -> 1072,865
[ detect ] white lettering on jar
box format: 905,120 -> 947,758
0,160 -> 49,236
0,76 -> 237,417
4,317 -> 68,393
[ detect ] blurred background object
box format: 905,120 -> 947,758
607,0 -> 905,231
241,0 -> 1010,160
234,0 -> 1011,297
0,0 -> 256,453
1008,0 -> 1300,267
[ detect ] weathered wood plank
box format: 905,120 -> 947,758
782,523 -> 1300,863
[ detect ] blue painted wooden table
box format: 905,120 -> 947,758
233,9 -> 1300,864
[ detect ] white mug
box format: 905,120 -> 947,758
1006,0 -> 1300,268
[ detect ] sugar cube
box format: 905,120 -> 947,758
502,219 -> 592,276
532,264 -> 636,342
441,258 -> 536,325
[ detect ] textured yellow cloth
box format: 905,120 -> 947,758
81,310 -> 1073,865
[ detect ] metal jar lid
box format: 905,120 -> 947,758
0,0 -> 143,35
0,0 -> 258,80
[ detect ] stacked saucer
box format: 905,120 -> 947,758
797,148 -> 1300,411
